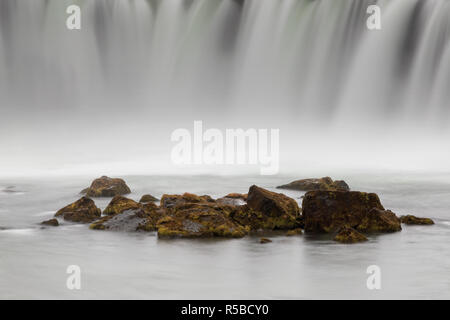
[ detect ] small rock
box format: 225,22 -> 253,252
400,215 -> 434,225
139,194 -> 159,203
103,195 -> 142,216
286,228 -> 303,236
277,177 -> 350,191
334,226 -> 368,243
260,238 -> 272,244
41,218 -> 59,227
55,197 -> 101,223
356,208 -> 402,233
80,176 -> 131,197
160,193 -> 214,209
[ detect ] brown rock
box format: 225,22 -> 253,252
41,218 -> 59,227
139,194 -> 159,203
80,176 -> 131,197
334,226 -> 368,243
302,190 -> 385,233
277,177 -> 350,191
243,185 -> 301,230
260,238 -> 272,244
286,228 -> 303,236
103,196 -> 141,215
400,215 -> 434,225
55,197 -> 101,223
157,202 -> 248,238
160,193 -> 214,208
356,208 -> 402,233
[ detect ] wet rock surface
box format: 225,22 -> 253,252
277,177 -> 350,191
139,194 -> 159,203
302,190 -> 392,233
334,226 -> 368,243
41,218 -> 59,227
400,215 -> 434,225
81,176 -> 131,197
55,197 -> 101,223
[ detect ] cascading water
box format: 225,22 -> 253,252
0,0 -> 449,175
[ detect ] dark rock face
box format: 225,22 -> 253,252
80,176 -> 131,197
41,218 -> 59,227
55,197 -> 101,223
277,177 -> 350,191
302,190 -> 387,233
400,215 -> 434,225
356,208 -> 402,233
139,194 -> 159,203
242,185 -> 301,230
334,226 -> 368,243
157,202 -> 248,238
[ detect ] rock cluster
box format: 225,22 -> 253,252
44,176 -> 434,244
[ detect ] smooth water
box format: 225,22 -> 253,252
1,174 -> 449,299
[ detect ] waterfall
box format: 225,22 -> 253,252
0,0 -> 449,175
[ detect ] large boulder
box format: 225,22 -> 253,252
81,176 -> 131,197
334,226 -> 368,243
302,190 -> 388,233
241,185 -> 301,230
277,177 -> 350,191
400,215 -> 434,225
55,197 -> 101,223
156,202 -> 248,238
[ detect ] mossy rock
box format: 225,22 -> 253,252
400,215 -> 434,225
356,208 -> 402,233
302,190 -> 386,233
139,194 -> 159,203
80,176 -> 131,197
260,238 -> 272,244
156,202 -> 248,239
55,197 -> 101,223
277,177 -> 350,191
334,226 -> 368,243
160,193 -> 214,208
103,196 -> 141,215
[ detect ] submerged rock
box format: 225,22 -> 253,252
216,193 -> 247,206
302,190 -> 388,233
240,185 -> 301,230
157,202 -> 248,238
139,194 -> 159,203
80,176 -> 131,197
286,228 -> 303,236
41,218 -> 59,227
334,226 -> 368,243
260,238 -> 272,244
277,177 -> 350,191
400,215 -> 434,225
55,197 -> 101,223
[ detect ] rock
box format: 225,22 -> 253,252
80,176 -> 131,197
260,238 -> 272,244
103,196 -> 141,215
302,190 -> 386,233
334,226 -> 368,243
55,197 -> 101,223
400,215 -> 434,225
356,208 -> 401,233
216,194 -> 247,206
277,177 -> 350,191
160,193 -> 214,208
286,228 -> 303,236
139,194 -> 159,203
157,202 -> 248,238
41,218 -> 59,227
224,193 -> 248,200
91,196 -> 161,231
242,185 -> 301,230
